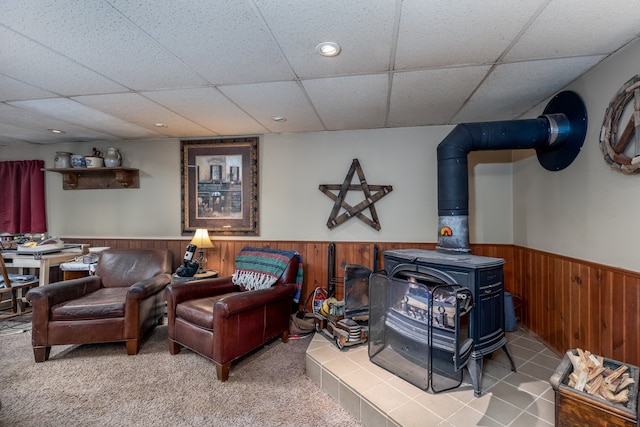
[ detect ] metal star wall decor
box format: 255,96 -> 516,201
319,158 -> 393,230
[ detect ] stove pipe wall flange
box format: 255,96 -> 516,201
436,90 -> 588,254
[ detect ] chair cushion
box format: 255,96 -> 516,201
176,295 -> 228,331
50,288 -> 128,321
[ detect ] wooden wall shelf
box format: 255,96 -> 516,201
43,167 -> 140,190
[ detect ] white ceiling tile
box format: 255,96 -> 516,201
142,88 -> 268,136
506,0 -> 640,61
72,93 -> 215,138
7,98 -> 163,139
106,0 -> 295,85
0,122 -> 66,145
388,66 -> 491,126
220,81 -> 324,133
0,0 -> 207,90
255,0 -> 397,78
302,75 -> 389,130
0,75 -> 57,102
454,56 -> 605,123
0,103 -> 123,143
0,26 -> 127,96
395,0 -> 547,69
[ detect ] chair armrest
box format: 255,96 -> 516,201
26,276 -> 103,308
165,276 -> 238,306
127,273 -> 172,301
214,284 -> 296,319
27,277 -> 103,335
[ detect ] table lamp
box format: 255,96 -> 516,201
190,228 -> 214,274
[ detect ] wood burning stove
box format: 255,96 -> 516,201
371,249 -> 516,397
369,260 -> 474,393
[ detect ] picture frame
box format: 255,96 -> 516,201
180,137 -> 259,236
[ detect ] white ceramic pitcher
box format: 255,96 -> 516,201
104,147 -> 122,167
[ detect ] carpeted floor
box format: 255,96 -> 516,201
0,315 -> 361,427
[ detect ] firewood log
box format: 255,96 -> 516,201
605,365 -> 628,385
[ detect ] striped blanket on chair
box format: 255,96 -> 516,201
232,247 -> 304,303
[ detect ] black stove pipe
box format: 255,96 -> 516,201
436,91 -> 587,254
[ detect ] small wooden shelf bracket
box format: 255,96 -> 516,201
43,167 -> 140,190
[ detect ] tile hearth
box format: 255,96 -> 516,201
305,327 -> 559,427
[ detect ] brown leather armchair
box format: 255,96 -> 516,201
26,248 -> 172,362
166,250 -> 300,381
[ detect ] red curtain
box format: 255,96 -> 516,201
0,160 -> 47,233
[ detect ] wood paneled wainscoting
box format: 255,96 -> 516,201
512,246 -> 640,367
61,239 -> 638,366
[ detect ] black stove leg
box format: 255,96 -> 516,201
469,344 -> 516,398
502,343 -> 517,372
468,356 -> 483,397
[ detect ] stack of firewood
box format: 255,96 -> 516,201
565,348 -> 635,405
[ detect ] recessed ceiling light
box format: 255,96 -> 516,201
48,129 -> 65,134
272,115 -> 286,122
316,42 -> 341,57
154,123 -> 168,128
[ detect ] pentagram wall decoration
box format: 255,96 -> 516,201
319,158 -> 393,230
600,74 -> 640,174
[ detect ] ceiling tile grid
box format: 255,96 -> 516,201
0,0 -> 639,146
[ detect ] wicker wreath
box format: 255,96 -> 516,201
600,74 -> 640,174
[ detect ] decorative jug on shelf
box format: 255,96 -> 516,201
104,147 -> 122,167
54,152 -> 71,168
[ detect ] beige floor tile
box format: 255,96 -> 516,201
467,393 -> 524,426
324,355 -> 363,377
307,343 -> 344,364
484,380 -> 538,409
529,352 -> 562,370
345,345 -> 373,366
487,350 -> 525,370
502,371 -> 552,397
541,347 -> 562,359
540,386 -> 555,403
413,391 -> 464,419
360,400 -> 388,427
516,361 -> 555,382
444,405 -> 502,427
483,358 -> 516,380
359,359 -> 397,381
525,396 -> 555,424
388,400 -> 443,427
340,368 -> 386,394
321,369 -> 340,401
305,356 -> 322,386
506,344 -> 538,361
510,335 -> 550,353
387,375 -> 425,399
361,382 -> 412,413
442,383 -> 477,404
510,410 -> 553,426
339,382 -> 362,421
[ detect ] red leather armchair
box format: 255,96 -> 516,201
166,252 -> 299,381
26,248 -> 172,362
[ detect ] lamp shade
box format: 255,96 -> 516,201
190,229 -> 214,248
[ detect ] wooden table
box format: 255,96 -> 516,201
1,251 -> 83,287
171,270 -> 218,284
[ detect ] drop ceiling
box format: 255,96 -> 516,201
1,0 -> 639,146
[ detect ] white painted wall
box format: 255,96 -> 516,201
513,37 -> 640,271
1,125 -> 513,244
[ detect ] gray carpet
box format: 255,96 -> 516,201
0,316 -> 361,427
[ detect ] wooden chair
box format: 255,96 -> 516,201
0,254 -> 39,318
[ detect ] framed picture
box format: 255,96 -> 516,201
181,137 -> 259,236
